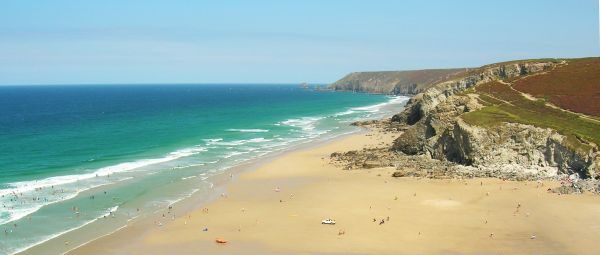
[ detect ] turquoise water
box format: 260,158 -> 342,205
0,84 -> 408,254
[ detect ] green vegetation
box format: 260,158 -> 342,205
463,81 -> 600,153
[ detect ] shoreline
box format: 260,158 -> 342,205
9,93 -> 410,255
16,126 -> 369,255
65,126 -> 600,255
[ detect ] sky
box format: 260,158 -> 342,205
0,0 -> 599,85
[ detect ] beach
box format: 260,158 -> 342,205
64,127 -> 600,255
2,85 -> 411,255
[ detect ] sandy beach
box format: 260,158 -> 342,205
65,128 -> 600,255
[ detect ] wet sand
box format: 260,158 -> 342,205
67,129 -> 600,255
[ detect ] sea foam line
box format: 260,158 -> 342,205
8,206 -> 121,255
226,128 -> 269,133
2,146 -> 207,196
0,146 -> 208,225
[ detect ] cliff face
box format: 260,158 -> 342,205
329,69 -> 467,95
392,62 -> 555,125
390,59 -> 600,179
436,120 -> 599,178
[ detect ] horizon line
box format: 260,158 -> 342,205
0,82 -> 330,87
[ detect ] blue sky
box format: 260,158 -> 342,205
0,0 -> 598,85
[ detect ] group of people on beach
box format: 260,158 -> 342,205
373,216 -> 390,225
2,184 -> 70,236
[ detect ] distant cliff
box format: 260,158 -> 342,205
329,69 -> 468,95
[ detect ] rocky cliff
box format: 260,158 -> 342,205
390,59 -> 600,180
329,69 -> 467,95
392,62 -> 555,124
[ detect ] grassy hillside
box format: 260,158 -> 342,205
463,79 -> 600,152
512,58 -> 600,117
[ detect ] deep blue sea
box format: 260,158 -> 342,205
0,84 -> 408,254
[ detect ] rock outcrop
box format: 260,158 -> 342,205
434,120 -> 598,178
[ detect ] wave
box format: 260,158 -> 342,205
7,205 -> 121,255
1,95 -> 406,226
166,188 -> 201,207
1,91 -> 412,254
226,128 -> 269,133
278,116 -> 324,131
202,138 -> 223,145
61,224 -> 129,255
2,146 -> 207,194
333,109 -> 356,117
349,95 -> 409,113
0,146 -> 208,225
210,137 -> 272,146
222,151 -> 248,159
329,96 -> 410,121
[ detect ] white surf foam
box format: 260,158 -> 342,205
226,128 -> 269,133
333,109 -> 356,117
211,137 -> 272,146
278,116 -> 324,131
7,205 -> 121,255
350,96 -> 408,113
0,146 -> 208,225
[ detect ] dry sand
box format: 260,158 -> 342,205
67,129 -> 600,255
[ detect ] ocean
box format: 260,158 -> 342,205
0,84 -> 408,254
